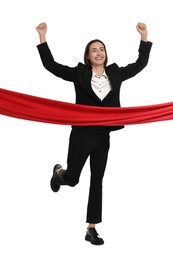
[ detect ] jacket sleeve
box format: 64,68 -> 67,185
37,42 -> 76,82
119,40 -> 152,81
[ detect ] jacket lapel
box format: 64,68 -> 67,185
81,67 -> 103,104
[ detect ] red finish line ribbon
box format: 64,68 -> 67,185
0,88 -> 173,125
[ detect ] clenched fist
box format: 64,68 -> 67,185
36,22 -> 47,35
136,22 -> 148,42
36,22 -> 47,43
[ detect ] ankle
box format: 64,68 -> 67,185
88,224 -> 95,229
55,165 -> 62,175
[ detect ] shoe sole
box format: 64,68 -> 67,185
50,177 -> 60,192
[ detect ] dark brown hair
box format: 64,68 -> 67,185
84,39 -> 108,68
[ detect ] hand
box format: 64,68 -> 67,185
136,22 -> 148,42
36,22 -> 47,43
36,22 -> 47,35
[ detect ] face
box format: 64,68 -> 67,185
87,41 -> 106,67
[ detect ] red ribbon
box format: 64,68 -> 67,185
0,88 -> 173,125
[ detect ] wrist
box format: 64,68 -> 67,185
39,34 -> 46,43
141,35 -> 147,42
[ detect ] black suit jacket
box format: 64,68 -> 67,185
37,40 -> 152,133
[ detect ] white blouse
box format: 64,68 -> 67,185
91,70 -> 112,101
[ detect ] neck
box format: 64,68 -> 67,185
92,66 -> 104,76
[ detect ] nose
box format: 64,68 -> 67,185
96,49 -> 101,55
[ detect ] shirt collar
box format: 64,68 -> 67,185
92,70 -> 108,79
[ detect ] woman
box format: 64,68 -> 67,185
36,22 -> 152,245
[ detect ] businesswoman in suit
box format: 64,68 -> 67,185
36,22 -> 152,245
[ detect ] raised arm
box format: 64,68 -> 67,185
118,22 -> 152,81
36,22 -> 47,43
36,22 -> 76,82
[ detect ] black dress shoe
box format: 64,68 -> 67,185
50,164 -> 62,192
85,228 -> 104,245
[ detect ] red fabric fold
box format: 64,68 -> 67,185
0,88 -> 173,125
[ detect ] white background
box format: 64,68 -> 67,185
0,0 -> 173,259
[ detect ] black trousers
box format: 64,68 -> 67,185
62,129 -> 110,224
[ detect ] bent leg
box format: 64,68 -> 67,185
63,130 -> 92,186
